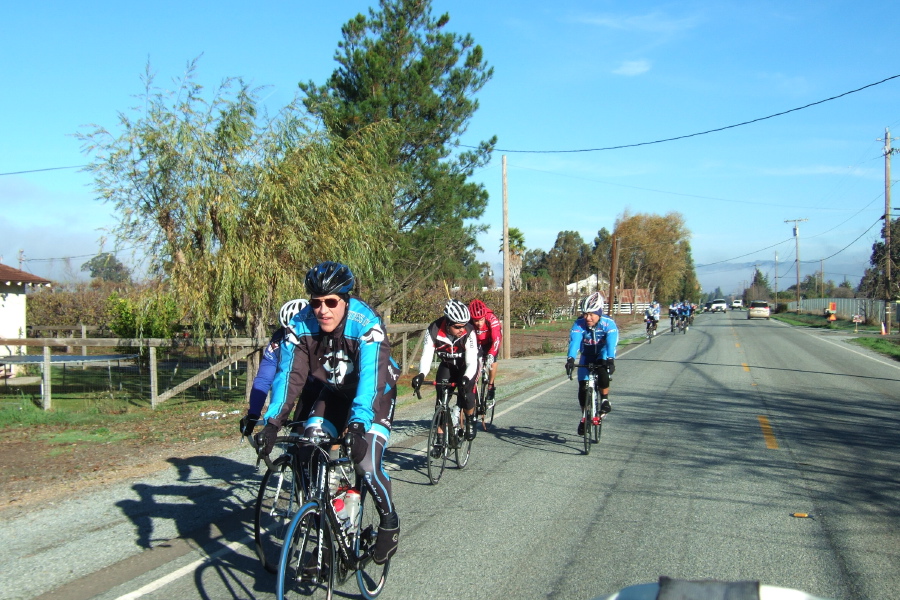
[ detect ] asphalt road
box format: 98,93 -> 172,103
4,311 -> 900,600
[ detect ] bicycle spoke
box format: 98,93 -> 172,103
426,407 -> 447,485
278,505 -> 334,600
255,458 -> 302,574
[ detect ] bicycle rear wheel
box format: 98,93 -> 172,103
426,408 -> 448,484
354,486 -> 390,599
278,504 -> 334,600
256,456 -> 304,573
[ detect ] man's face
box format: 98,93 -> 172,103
473,317 -> 486,328
311,294 -> 346,333
583,312 -> 600,328
448,321 -> 468,337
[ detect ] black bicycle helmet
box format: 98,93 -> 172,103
305,261 -> 355,296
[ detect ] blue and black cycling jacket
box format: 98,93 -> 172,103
264,298 -> 399,436
567,315 -> 618,381
248,328 -> 285,415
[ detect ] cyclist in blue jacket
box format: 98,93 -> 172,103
565,292 -> 619,435
239,298 -> 312,436
257,261 -> 400,565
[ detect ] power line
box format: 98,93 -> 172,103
469,74 -> 900,154
0,165 -> 86,176
800,217 -> 882,263
696,237 -> 795,269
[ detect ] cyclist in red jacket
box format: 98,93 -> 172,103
468,299 -> 502,405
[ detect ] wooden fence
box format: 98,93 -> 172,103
0,323 -> 427,410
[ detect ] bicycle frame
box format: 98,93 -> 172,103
415,379 -> 471,484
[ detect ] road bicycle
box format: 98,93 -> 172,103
645,318 -> 658,343
414,379 -> 472,484
569,363 -> 606,455
276,433 -> 389,600
675,315 -> 688,334
248,424 -> 309,574
475,360 -> 495,429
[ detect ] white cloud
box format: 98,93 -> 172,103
612,60 -> 651,76
575,11 -> 701,35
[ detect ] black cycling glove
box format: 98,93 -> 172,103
256,423 -> 279,456
239,413 -> 259,437
346,421 -> 369,465
606,358 -> 616,375
565,357 -> 575,377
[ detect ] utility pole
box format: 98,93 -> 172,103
608,236 -> 619,316
878,127 -> 897,333
502,155 -> 511,359
774,252 -> 778,305
18,249 -> 25,271
785,219 -> 807,313
820,258 -> 824,298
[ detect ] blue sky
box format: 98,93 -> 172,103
2,1 -> 899,298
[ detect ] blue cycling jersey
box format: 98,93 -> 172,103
265,298 -> 398,435
567,315 -> 618,382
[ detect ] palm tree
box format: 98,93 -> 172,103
500,228 -> 527,291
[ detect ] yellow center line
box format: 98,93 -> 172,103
736,343 -> 740,348
742,363 -> 750,372
758,415 -> 779,449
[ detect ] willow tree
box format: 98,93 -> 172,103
300,0 -> 496,312
613,211 -> 693,302
78,61 -> 400,392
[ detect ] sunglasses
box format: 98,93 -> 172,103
449,322 -> 467,330
310,298 -> 341,309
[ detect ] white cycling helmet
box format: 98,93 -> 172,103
579,292 -> 605,315
444,298 -> 471,324
279,298 -> 309,328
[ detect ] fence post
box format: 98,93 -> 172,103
42,345 -> 51,410
401,332 -> 408,375
149,346 -> 158,409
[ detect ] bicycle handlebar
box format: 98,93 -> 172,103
412,379 -> 457,399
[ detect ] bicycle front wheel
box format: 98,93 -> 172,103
278,503 -> 334,600
256,457 -> 303,573
582,401 -> 592,455
456,423 -> 472,469
355,486 -> 390,599
426,408 -> 448,485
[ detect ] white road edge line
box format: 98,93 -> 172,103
799,329 -> 900,372
114,536 -> 251,600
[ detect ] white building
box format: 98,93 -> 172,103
0,263 -> 51,360
566,274 -> 608,296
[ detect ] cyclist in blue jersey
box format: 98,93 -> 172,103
257,261 -> 401,565
565,292 -> 618,435
239,298 -> 316,436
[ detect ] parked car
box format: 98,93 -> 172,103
731,299 -> 743,310
703,301 -> 712,312
747,300 -> 771,320
710,299 -> 728,313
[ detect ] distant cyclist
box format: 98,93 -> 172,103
239,298 -> 323,436
644,301 -> 660,336
413,299 -> 479,448
468,299 -> 502,403
565,292 -> 618,435
668,301 -> 678,332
